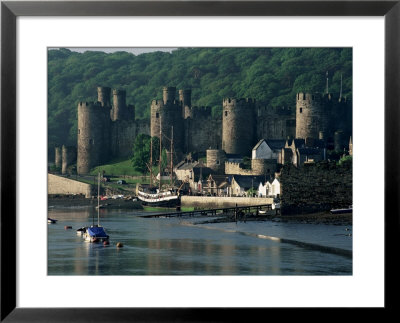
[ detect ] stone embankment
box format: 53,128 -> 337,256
48,174 -> 94,197
180,196 -> 274,208
279,160 -> 352,215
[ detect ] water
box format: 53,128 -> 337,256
48,206 -> 352,275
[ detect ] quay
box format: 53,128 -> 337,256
139,204 -> 277,218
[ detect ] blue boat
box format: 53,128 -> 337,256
83,173 -> 110,243
84,226 -> 109,243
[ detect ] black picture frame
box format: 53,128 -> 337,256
1,1 -> 398,321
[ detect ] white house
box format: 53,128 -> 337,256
252,139 -> 286,160
271,178 -> 280,197
258,182 -> 266,197
258,179 -> 280,197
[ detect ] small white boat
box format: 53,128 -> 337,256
76,227 -> 87,235
48,218 -> 57,224
258,209 -> 267,214
330,205 -> 352,214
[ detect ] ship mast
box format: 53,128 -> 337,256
97,172 -> 100,226
150,137 -> 153,187
170,126 -> 173,187
159,117 -> 162,191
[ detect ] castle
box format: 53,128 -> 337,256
56,86 -> 351,175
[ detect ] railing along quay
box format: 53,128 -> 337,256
139,204 -> 274,218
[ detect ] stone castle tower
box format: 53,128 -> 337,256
222,98 -> 256,155
295,92 -> 351,148
150,87 -> 185,159
76,87 -> 148,174
77,101 -> 111,174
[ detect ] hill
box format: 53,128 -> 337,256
48,47 -> 352,158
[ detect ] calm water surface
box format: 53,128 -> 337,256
48,206 -> 352,275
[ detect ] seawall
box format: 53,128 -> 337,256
279,160 -> 352,215
48,174 -> 94,198
181,196 -> 273,208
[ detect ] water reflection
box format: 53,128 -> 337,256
48,208 -> 352,275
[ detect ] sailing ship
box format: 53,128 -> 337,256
137,123 -> 181,208
78,173 -> 110,242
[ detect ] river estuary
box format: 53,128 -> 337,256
48,206 -> 352,275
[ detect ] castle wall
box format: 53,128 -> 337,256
224,159 -> 277,176
222,98 -> 256,155
184,115 -> 222,153
279,161 -> 352,215
257,106 -> 295,140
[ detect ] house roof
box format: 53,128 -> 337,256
265,139 -> 286,150
297,147 -> 324,155
252,139 -> 265,151
208,174 -> 230,185
232,175 -> 265,190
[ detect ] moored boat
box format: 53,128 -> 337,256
83,226 -> 109,243
76,227 -> 87,235
81,173 -> 110,243
48,217 -> 57,224
137,123 -> 181,208
330,205 -> 352,214
137,188 -> 180,207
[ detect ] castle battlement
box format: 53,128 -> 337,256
185,106 -> 212,119
296,92 -> 323,102
78,101 -> 105,110
258,105 -> 293,116
223,98 -> 255,106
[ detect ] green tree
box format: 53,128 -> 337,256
131,135 -> 163,173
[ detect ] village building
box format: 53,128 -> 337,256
252,139 -> 286,160
204,174 -> 230,196
230,175 -> 265,197
280,138 -> 326,167
174,159 -> 215,194
258,178 -> 281,197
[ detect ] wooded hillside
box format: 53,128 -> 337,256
48,47 -> 352,153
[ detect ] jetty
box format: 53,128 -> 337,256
139,204 -> 277,218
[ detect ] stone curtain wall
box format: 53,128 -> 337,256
279,161 -> 352,215
48,174 -> 94,198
